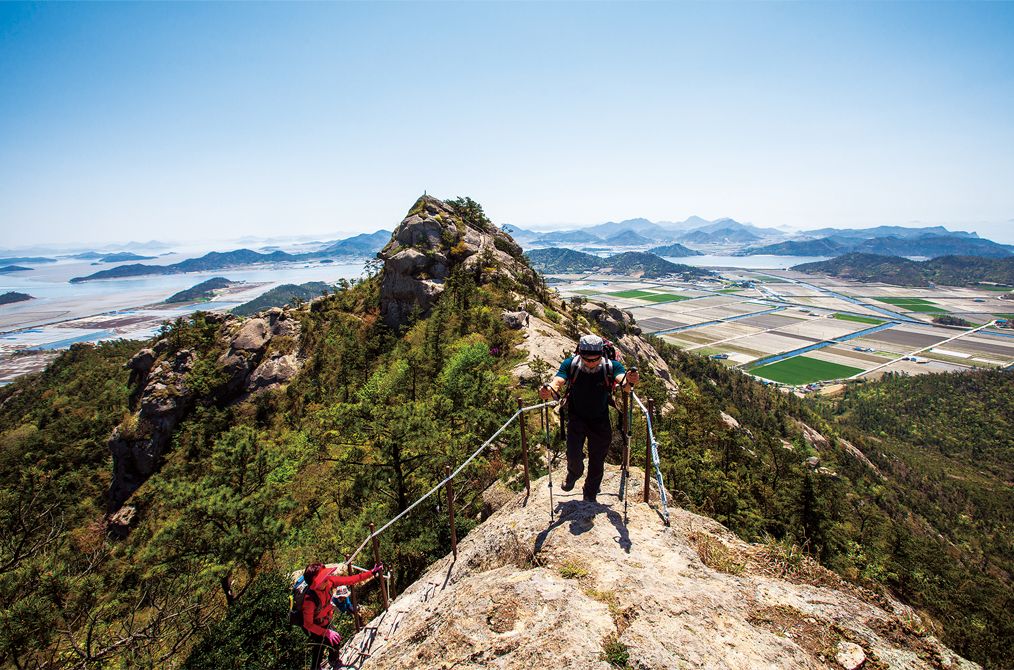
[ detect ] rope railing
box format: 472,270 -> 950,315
339,389 -> 671,636
345,399 -> 560,567
630,391 -> 671,526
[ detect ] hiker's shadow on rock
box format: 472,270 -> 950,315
533,501 -> 632,555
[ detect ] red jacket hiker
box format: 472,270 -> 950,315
302,563 -> 381,636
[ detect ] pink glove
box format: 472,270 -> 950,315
371,562 -> 384,576
324,629 -> 341,646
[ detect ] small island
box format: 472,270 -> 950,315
0,291 -> 34,305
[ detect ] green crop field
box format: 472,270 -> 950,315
750,355 -> 865,385
877,297 -> 934,305
875,298 -> 948,313
642,293 -> 691,303
609,290 -> 654,299
833,313 -> 885,325
978,285 -> 1013,292
717,288 -> 744,294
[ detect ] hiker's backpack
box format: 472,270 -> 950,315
287,577 -> 354,627
287,574 -> 316,627
562,338 -> 621,408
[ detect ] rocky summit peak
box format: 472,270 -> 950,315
378,195 -> 533,329
339,467 -> 978,670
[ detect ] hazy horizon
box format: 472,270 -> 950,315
3,3 -> 1012,247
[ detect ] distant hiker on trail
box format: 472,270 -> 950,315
302,561 -> 383,670
539,334 -> 639,503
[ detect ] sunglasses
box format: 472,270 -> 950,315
580,352 -> 602,360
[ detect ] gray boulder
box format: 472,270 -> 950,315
500,310 -> 529,329
378,195 -> 536,330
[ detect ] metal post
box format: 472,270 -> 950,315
445,465 -> 458,560
517,398 -> 531,495
643,399 -> 652,503
370,523 -> 390,611
346,555 -> 362,632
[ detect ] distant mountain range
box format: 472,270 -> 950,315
510,216 -> 785,247
510,216 -> 1010,261
743,234 -> 1013,259
793,253 -> 1014,287
68,230 -> 393,283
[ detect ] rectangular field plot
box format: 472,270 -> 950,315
875,298 -> 948,313
608,290 -> 655,299
751,356 -> 866,385
834,313 -> 885,325
641,293 -> 691,303
636,317 -> 693,333
862,328 -> 948,349
737,313 -> 806,329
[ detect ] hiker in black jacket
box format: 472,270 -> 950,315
539,334 -> 639,502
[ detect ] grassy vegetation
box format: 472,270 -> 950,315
750,355 -> 865,384
876,297 -> 933,305
609,290 -> 654,299
641,293 -> 691,303
717,288 -> 745,294
875,298 -> 948,313
833,313 -> 886,325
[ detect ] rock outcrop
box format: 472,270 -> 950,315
106,307 -> 303,515
378,196 -> 537,330
340,467 -> 978,670
572,297 -> 642,336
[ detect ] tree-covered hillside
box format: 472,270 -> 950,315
795,252 -> 1014,287
164,277 -> 233,303
231,281 -> 332,316
2,200 -> 1012,668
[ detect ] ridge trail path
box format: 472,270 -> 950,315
339,466 -> 977,670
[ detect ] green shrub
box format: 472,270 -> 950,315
180,570 -> 307,670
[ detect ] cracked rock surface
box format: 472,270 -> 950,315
341,467 -> 978,670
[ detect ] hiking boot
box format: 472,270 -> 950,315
582,492 -> 597,503
561,474 -> 578,492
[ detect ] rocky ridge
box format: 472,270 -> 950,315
378,196 -> 539,329
106,307 -> 304,527
339,467 -> 978,670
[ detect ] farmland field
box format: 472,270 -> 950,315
875,298 -> 948,313
833,313 -> 885,325
641,293 -> 691,303
609,290 -> 654,299
750,355 -> 865,384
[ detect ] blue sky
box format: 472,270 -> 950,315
2,2 -> 1012,247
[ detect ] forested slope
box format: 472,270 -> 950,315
1,198 -> 1011,669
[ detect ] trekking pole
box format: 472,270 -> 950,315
542,401 -> 554,521
517,397 -> 531,495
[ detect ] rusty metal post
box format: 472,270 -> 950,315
370,523 -> 390,611
643,398 -> 653,503
346,555 -> 362,632
517,397 -> 531,495
445,465 -> 458,560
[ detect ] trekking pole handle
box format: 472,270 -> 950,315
541,383 -> 560,400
